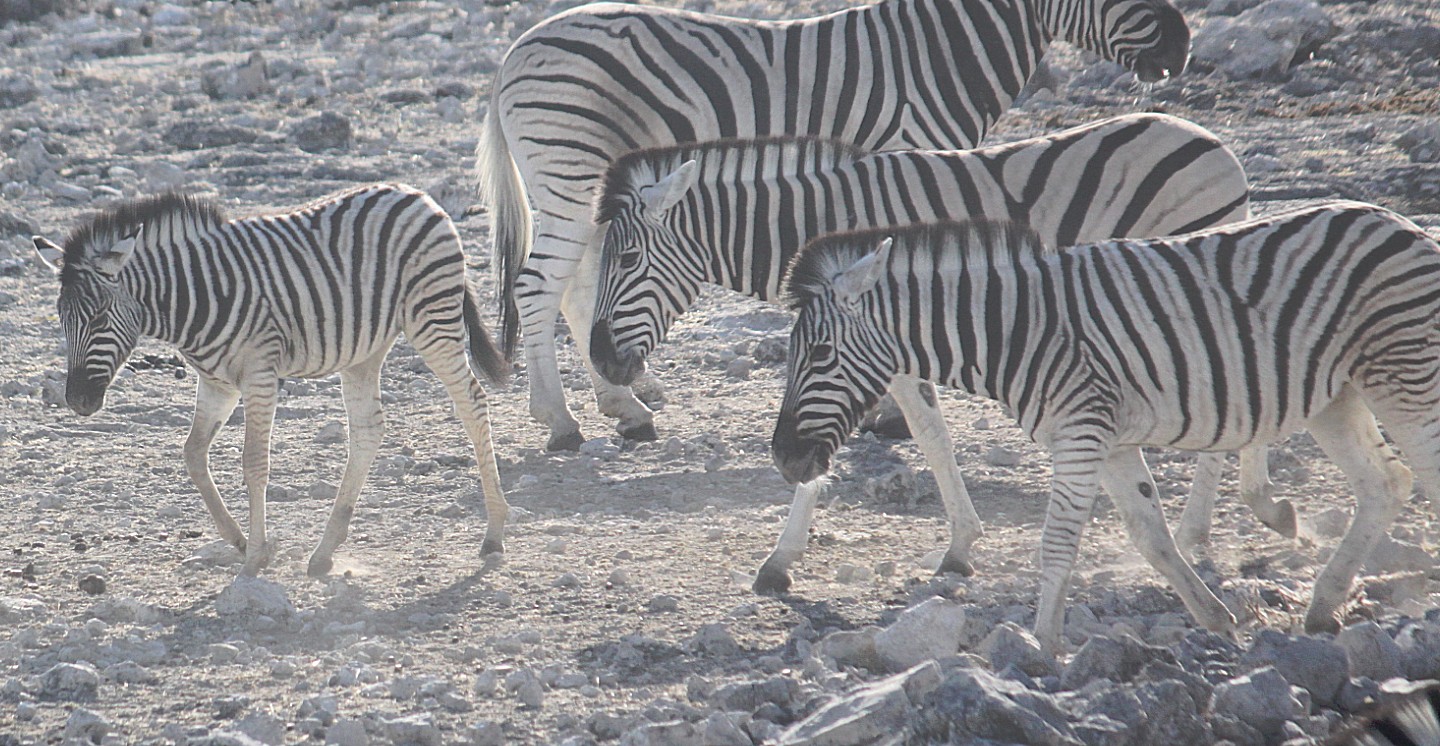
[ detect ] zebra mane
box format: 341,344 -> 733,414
783,219 -> 1054,310
59,191 -> 227,282
594,135 -> 869,225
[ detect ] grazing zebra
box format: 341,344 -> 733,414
478,0 -> 1193,452
1332,680 -> 1440,746
587,113 -> 1288,589
773,206 -> 1440,653
33,185 -> 511,578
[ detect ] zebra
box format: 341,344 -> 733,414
586,113 -> 1290,589
772,206 -> 1440,653
477,0 -> 1193,452
1331,679 -> 1440,746
33,185 -> 511,578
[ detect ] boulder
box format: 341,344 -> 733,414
778,662 -> 941,746
1191,0 -> 1338,79
1239,630 -> 1348,706
1209,666 -> 1305,742
873,597 -> 966,672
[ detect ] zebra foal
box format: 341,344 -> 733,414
773,205 -> 1440,652
34,185 -> 511,578
587,113 -> 1286,588
479,0 -> 1193,452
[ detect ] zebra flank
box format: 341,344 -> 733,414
38,184 -> 510,577
479,0 -> 1193,449
775,204 -> 1440,650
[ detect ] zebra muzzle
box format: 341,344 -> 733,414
65,377 -> 108,416
589,319 -> 645,386
771,415 -> 832,485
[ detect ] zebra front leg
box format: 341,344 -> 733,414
515,261 -> 586,452
562,237 -> 656,441
1238,445 -> 1297,538
1173,452 -> 1224,560
1303,388 -> 1410,634
754,478 -> 825,594
414,325 -> 509,558
889,377 -> 979,576
307,353 -> 386,577
185,378 -> 245,552
1034,442 -> 1104,656
239,371 -> 281,577
1098,447 -> 1237,637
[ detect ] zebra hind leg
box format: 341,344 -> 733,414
888,377 -> 979,576
411,317 -> 509,558
561,234 -> 657,442
1098,446 -> 1237,637
514,264 -> 586,452
1302,387 -> 1411,634
1173,451 -> 1223,560
1237,445 -> 1297,538
239,370 -> 282,577
307,352 -> 387,578
185,378 -> 245,552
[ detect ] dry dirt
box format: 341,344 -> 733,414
1,0 -> 1439,744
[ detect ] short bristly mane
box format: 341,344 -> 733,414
60,192 -> 227,283
783,219 -> 1055,310
594,135 -> 869,225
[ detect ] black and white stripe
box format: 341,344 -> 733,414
1334,680 -> 1440,746
773,205 -> 1440,653
34,184 -> 511,578
588,113 -> 1287,587
477,0 -> 1193,452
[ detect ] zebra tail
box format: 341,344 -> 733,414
1330,679 -> 1440,746
463,282 -> 511,386
475,92 -> 530,361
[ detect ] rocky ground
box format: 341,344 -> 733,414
2,0 -> 1440,744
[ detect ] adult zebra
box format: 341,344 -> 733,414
34,185 -> 511,578
586,113 -> 1290,587
773,207 -> 1440,653
478,0 -> 1193,452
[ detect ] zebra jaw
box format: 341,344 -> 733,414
771,414 -> 833,485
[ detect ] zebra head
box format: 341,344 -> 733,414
591,159 -> 702,386
773,237 -> 899,485
1049,0 -> 1191,82
33,227 -> 145,417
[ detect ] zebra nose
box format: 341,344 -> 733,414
65,371 -> 109,416
771,414 -> 830,484
590,319 -> 644,386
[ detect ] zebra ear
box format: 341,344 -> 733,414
95,226 -> 142,277
640,160 -> 698,218
33,236 -> 64,274
834,238 -> 893,306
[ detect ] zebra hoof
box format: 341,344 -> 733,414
859,412 -> 912,439
1304,607 -> 1342,636
306,555 -> 334,578
481,537 -> 504,557
1263,499 -> 1299,539
620,422 -> 659,442
752,564 -> 793,595
546,431 -> 585,452
936,555 -> 976,578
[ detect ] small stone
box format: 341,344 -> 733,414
984,446 -> 1022,467
63,708 -> 111,743
210,643 -> 241,664
687,623 -> 740,657
382,713 -> 441,746
40,662 -> 100,701
467,721 -> 504,746
325,718 -> 369,746
78,574 -> 107,595
819,626 -> 882,672
202,51 -> 269,100
290,112 -> 352,153
1209,666 -> 1305,742
725,356 -> 753,380
216,577 -> 297,627
552,572 -> 580,588
977,622 -> 1056,678
1239,630 -> 1347,707
164,121 -> 259,150
648,594 -> 679,613
873,596 -> 967,673
314,421 -> 346,444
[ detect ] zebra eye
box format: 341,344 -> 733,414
811,343 -> 835,364
619,249 -> 642,269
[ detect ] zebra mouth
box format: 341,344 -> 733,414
1132,1 -> 1190,82
66,378 -> 108,417
771,415 -> 832,485
590,319 -> 645,386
